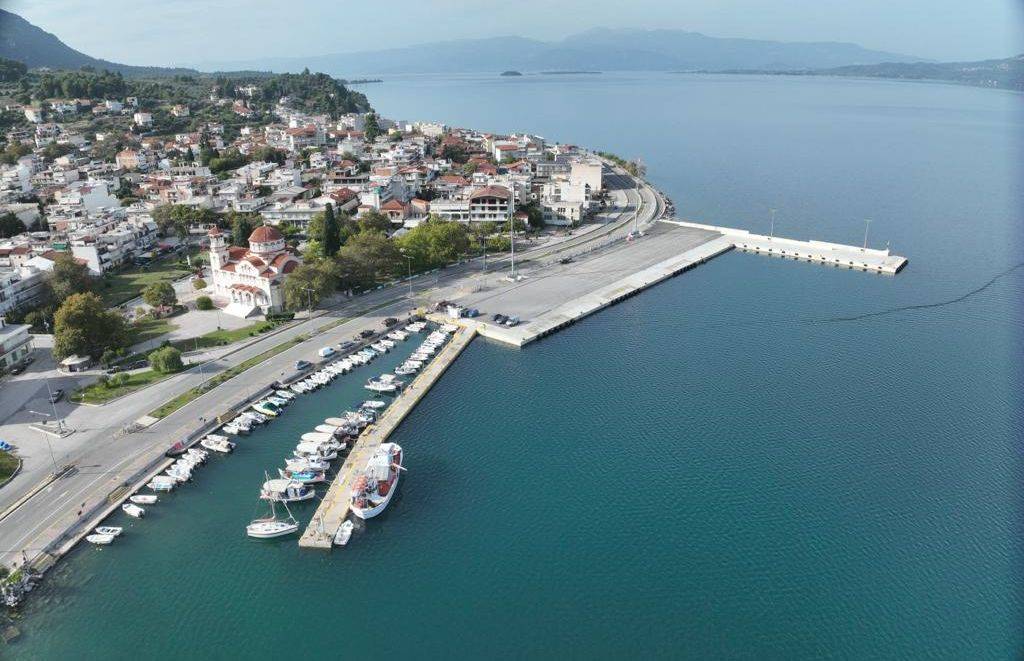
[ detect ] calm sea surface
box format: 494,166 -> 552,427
8,73 -> 1023,658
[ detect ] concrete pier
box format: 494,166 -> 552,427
299,325 -> 477,548
661,219 -> 908,274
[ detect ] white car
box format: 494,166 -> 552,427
317,346 -> 336,358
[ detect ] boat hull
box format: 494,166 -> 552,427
351,461 -> 400,520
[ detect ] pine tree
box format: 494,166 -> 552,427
322,203 -> 341,256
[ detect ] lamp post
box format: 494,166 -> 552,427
43,378 -> 65,433
27,410 -> 59,474
769,208 -> 776,239
862,218 -> 872,249
400,250 -> 413,298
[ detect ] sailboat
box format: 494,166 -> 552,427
246,498 -> 299,539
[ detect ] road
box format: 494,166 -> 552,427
0,165 -> 663,569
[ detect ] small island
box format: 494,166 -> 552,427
500,70 -> 523,77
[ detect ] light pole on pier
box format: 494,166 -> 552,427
862,218 -> 872,249
769,208 -> 776,239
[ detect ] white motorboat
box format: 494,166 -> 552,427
267,396 -> 289,408
201,436 -> 235,453
290,383 -> 307,395
147,476 -> 176,492
362,400 -> 387,410
278,467 -> 327,484
122,503 -> 146,518
350,443 -> 404,520
294,444 -> 338,462
95,526 -> 123,537
86,533 -> 116,545
274,389 -> 296,401
252,401 -> 280,417
247,500 -> 298,539
440,323 -> 459,333
286,456 -> 330,473
186,449 -> 208,465
260,477 -> 316,502
394,366 -> 416,376
371,342 -> 389,353
301,431 -> 336,445
130,494 -> 157,505
387,330 -> 408,341
165,464 -> 191,483
222,422 -> 248,436
404,360 -> 423,369
365,380 -> 397,393
380,339 -> 396,348
315,423 -> 346,437
378,374 -> 403,387
240,411 -> 268,425
333,520 -> 354,546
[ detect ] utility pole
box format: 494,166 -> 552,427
400,250 -> 413,298
28,410 -> 58,474
43,378 -> 65,433
863,218 -> 872,249
302,286 -> 315,321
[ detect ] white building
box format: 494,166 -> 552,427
207,225 -> 300,317
0,317 -> 32,371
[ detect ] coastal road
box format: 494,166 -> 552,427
0,165 -> 663,568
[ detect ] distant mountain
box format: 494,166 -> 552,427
0,9 -> 195,76
203,28 -> 925,75
715,54 -> 1024,91
814,55 -> 1024,90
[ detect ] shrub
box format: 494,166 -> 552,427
96,374 -> 110,389
195,296 -> 214,311
148,346 -> 183,374
192,278 -> 207,290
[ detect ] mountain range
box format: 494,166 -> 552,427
1,9 -> 924,77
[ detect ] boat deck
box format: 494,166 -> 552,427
298,325 -> 477,548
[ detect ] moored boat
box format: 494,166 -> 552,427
122,503 -> 146,518
247,500 -> 298,539
86,533 -> 116,545
260,477 -> 316,502
95,526 -> 123,537
333,520 -> 354,546
130,494 -> 158,505
350,442 -> 404,520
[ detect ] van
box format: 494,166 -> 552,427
318,347 -> 336,358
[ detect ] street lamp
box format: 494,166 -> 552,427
43,378 -> 65,433
862,218 -> 872,249
400,249 -> 413,298
27,410 -> 59,474
769,208 -> 776,239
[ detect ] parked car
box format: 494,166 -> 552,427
48,389 -> 64,403
318,346 -> 336,358
127,360 -> 148,370
337,341 -> 355,351
8,363 -> 26,375
295,360 -> 312,371
504,316 -> 520,327
558,256 -> 574,265
493,313 -> 507,323
104,365 -> 124,375
382,317 -> 399,328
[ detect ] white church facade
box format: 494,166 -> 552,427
207,224 -> 300,318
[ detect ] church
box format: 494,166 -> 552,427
207,224 -> 300,318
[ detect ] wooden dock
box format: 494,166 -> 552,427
298,325 -> 477,548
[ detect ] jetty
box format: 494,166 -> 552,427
299,325 -> 477,548
459,218 -> 907,348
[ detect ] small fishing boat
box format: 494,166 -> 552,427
267,396 -> 289,408
86,533 -> 116,545
186,448 -> 208,464
222,422 -> 248,436
333,520 -> 354,546
362,400 -> 387,410
274,389 -> 296,401
371,342 -> 389,353
240,411 -> 268,425
285,456 -> 330,473
315,423 -> 343,436
394,366 -> 416,376
247,500 -> 299,539
122,503 -> 145,518
293,444 -> 338,462
365,379 -> 397,393
130,494 -> 157,505
301,431 -> 337,446
252,401 -> 280,417
260,477 -> 316,502
380,338 -> 396,349
95,526 -> 123,537
147,476 -> 176,492
165,463 -> 191,483
201,436 -> 235,453
290,383 -> 308,395
278,468 -> 327,484
350,443 -> 404,520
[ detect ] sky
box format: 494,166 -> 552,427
8,0 -> 1024,67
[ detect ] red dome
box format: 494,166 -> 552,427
248,225 -> 283,244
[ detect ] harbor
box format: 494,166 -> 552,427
299,324 -> 476,548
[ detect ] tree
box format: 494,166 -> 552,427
142,281 -> 177,308
49,253 -> 94,302
322,203 -> 340,256
0,212 -> 24,238
53,293 -> 129,360
363,112 -> 381,142
357,209 -> 392,234
335,230 -> 400,290
229,211 -> 257,248
192,278 -> 207,290
283,260 -> 340,312
148,346 -> 184,374
195,295 -> 214,310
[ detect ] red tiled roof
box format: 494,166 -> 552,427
381,199 -> 405,211
227,246 -> 248,260
469,185 -> 510,200
249,225 -> 283,244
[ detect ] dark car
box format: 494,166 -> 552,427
105,365 -> 124,375
493,313 -> 507,323
128,360 -> 148,370
558,256 -> 574,265
337,341 -> 356,351
359,329 -> 375,339
295,360 -> 312,371
382,317 -> 399,328
8,363 -> 26,375
48,389 -> 64,403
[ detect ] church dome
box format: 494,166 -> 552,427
249,225 -> 283,244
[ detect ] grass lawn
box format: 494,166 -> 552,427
0,451 -> 19,482
71,369 -> 171,404
131,317 -> 178,346
98,249 -> 198,308
170,321 -> 277,352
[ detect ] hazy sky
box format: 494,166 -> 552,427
9,0 -> 1024,66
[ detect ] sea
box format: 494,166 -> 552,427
6,73 -> 1023,659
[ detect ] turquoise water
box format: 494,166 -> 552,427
8,73 -> 1024,658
